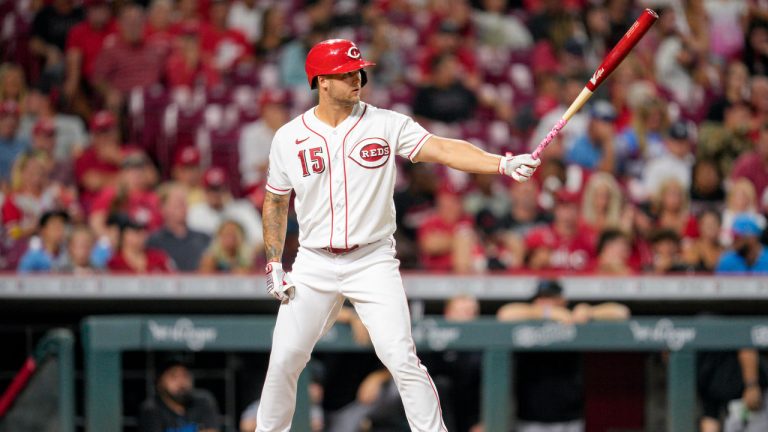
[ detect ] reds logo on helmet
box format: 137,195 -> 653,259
347,46 -> 361,59
349,138 -> 391,169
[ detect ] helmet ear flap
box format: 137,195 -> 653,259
310,76 -> 318,90
360,69 -> 368,88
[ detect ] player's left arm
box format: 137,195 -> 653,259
413,136 -> 540,182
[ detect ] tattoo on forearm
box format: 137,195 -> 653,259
263,191 -> 290,262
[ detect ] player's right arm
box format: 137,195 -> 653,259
262,191 -> 290,263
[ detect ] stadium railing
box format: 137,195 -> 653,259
82,315 -> 768,432
0,328 -> 75,432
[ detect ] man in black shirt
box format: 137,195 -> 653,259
139,357 -> 221,432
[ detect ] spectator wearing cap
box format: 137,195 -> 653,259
525,190 -> 596,272
89,148 -> 162,238
18,85 -> 88,163
147,182 -> 210,272
716,214 -> 768,274
138,356 -> 221,432
497,279 -> 629,432
171,146 -> 205,204
63,0 -> 117,117
187,167 -> 263,250
2,151 -> 62,241
0,100 -> 28,184
107,213 -> 174,273
417,184 -> 478,272
165,23 -> 220,90
74,111 -> 122,212
642,121 -> 695,200
239,90 -> 289,191
29,0 -> 83,86
91,5 -> 164,112
29,118 -> 74,185
565,100 -> 617,173
17,210 -> 71,273
731,123 -> 768,199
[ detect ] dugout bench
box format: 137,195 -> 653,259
82,316 -> 768,432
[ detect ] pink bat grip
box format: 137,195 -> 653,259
532,118 -> 568,159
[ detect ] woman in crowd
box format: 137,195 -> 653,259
720,178 -> 766,247
650,178 -> 691,235
198,220 -> 254,274
581,172 -> 624,235
682,209 -> 724,272
60,224 -> 98,274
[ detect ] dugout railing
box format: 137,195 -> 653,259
81,315 -> 768,432
0,328 -> 75,432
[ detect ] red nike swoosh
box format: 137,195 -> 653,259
295,137 -> 309,144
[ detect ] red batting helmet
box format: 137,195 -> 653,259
305,39 -> 376,89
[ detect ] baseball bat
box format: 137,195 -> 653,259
531,8 -> 659,159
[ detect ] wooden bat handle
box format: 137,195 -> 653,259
532,88 -> 593,159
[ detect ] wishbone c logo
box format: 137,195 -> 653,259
347,46 -> 361,59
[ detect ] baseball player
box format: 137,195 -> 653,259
256,39 -> 541,432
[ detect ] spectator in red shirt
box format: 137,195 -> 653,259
91,4 -> 165,112
89,148 -> 162,238
525,190 -> 596,272
107,213 -> 174,273
145,0 -> 176,54
165,25 -> 220,90
202,0 -> 252,72
731,124 -> 768,199
63,0 -> 116,113
30,118 -> 76,186
418,185 -> 477,272
74,111 -> 122,212
419,22 -> 479,88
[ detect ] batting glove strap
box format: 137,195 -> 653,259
265,262 -> 295,301
501,153 -> 541,183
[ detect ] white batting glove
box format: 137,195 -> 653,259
499,153 -> 541,183
265,262 -> 295,302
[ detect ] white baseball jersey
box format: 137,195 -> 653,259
265,102 -> 432,249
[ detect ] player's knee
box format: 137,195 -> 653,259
377,342 -> 419,377
268,347 -> 310,375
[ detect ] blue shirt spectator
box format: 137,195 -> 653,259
716,214 -> 768,274
565,101 -> 617,171
0,100 -> 28,183
17,210 -> 71,273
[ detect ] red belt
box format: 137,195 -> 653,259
322,245 -> 359,254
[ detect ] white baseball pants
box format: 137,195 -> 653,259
255,237 -> 446,431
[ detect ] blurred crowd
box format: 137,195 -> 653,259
1,0 -> 768,275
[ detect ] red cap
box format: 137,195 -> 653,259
525,230 -> 556,250
90,111 -> 117,132
203,167 -> 228,189
33,118 -> 56,136
174,146 -> 201,167
555,189 -> 580,205
0,100 -> 20,116
305,39 -> 376,89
